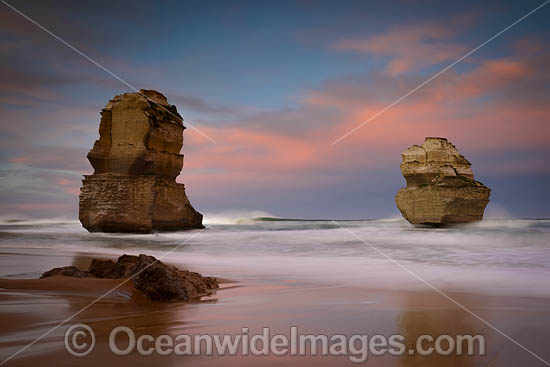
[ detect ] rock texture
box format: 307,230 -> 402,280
41,254 -> 219,301
395,137 -> 490,226
41,266 -> 91,279
79,90 -> 203,233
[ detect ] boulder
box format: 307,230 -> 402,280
41,254 -> 219,301
395,137 -> 490,226
79,90 -> 203,233
40,266 -> 91,279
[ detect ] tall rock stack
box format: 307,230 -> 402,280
395,137 -> 490,226
79,90 -> 203,233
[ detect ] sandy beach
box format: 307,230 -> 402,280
1,248 -> 550,366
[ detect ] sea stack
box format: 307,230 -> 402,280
79,90 -> 203,233
395,137 -> 490,226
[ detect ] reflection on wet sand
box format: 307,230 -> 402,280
397,291 -> 489,367
2,252 -> 550,366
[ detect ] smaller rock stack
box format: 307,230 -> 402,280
395,137 -> 490,226
79,90 -> 203,233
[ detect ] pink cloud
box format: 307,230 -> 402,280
334,20 -> 470,75
184,127 -> 318,173
180,46 -> 549,193
7,147 -> 90,172
57,178 -> 80,195
57,178 -> 74,185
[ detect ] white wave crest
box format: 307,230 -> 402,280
203,210 -> 277,225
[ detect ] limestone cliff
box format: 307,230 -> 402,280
395,137 -> 490,225
79,90 -> 203,233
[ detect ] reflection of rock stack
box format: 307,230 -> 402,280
395,137 -> 490,226
79,90 -> 203,233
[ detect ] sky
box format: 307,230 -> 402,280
0,0 -> 549,220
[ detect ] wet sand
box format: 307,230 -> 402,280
1,253 -> 550,366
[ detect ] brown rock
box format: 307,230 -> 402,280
395,137 -> 491,226
133,262 -> 218,301
88,254 -> 154,278
79,90 -> 203,233
40,266 -> 91,279
41,254 -> 219,301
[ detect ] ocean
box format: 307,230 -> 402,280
1,215 -> 549,298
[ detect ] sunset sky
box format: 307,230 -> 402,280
1,0 -> 549,220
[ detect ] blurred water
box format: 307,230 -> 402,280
0,215 -> 549,297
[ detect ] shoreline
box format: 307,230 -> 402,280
2,272 -> 550,366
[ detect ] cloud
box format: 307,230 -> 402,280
6,146 -> 90,172
0,164 -> 81,218
333,18 -> 472,75
181,42 -> 550,187
171,94 -> 244,115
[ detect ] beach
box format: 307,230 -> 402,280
1,218 -> 550,366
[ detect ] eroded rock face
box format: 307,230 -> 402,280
41,254 -> 219,301
395,137 -> 490,226
79,90 -> 203,233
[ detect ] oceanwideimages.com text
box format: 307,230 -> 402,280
65,324 -> 486,363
